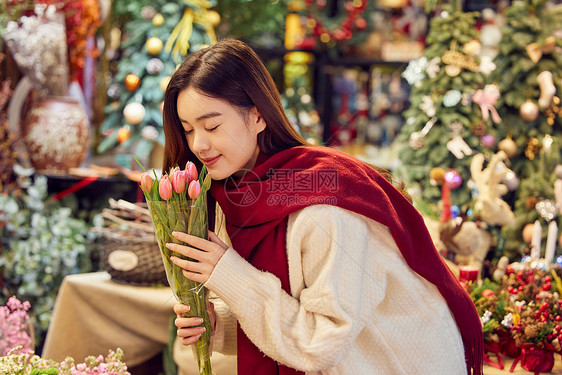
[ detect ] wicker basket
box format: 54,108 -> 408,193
100,230 -> 168,286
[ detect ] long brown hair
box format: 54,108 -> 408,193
161,38 -> 409,200
162,38 -> 307,173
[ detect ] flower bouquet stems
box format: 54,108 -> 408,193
139,162 -> 212,375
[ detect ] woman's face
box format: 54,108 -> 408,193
177,88 -> 266,180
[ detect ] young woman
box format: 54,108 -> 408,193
162,38 -> 483,375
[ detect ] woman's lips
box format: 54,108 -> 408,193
202,155 -> 220,166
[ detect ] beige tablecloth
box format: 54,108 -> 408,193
42,272 -> 236,374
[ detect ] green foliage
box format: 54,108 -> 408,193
213,0 -> 289,47
397,7 -> 487,213
491,0 -> 562,155
502,143 -> 562,259
0,167 -> 98,348
489,0 -> 562,259
99,0 -> 217,161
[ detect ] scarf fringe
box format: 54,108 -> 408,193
464,336 -> 484,375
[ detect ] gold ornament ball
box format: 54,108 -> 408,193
519,100 -> 539,121
145,37 -> 163,55
160,76 -> 171,92
498,138 -> 518,158
123,102 -> 146,125
522,223 -> 535,243
207,10 -> 221,26
445,65 -> 461,77
152,13 -> 164,26
429,167 -> 446,185
124,74 -> 141,91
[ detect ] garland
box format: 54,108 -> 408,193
303,0 -> 372,46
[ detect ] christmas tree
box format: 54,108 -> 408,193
489,0 -> 562,259
97,0 -> 219,166
397,5 -> 494,218
213,0 -> 289,47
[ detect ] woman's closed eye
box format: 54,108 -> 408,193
184,124 -> 220,136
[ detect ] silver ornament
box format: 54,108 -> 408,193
107,83 -> 121,99
141,125 -> 159,141
501,170 -> 520,191
141,6 -> 156,20
146,58 -> 164,75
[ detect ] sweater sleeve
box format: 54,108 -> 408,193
204,205 -> 383,371
208,292 -> 237,355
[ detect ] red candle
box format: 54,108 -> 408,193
459,265 -> 479,283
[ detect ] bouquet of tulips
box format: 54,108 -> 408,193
138,161 -> 212,375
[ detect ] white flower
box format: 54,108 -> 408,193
501,313 -> 513,328
480,310 -> 492,325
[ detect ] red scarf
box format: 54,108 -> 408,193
210,146 -> 483,375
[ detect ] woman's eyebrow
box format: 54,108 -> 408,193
179,111 -> 222,124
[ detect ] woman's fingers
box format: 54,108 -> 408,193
172,231 -> 213,250
208,230 -> 228,249
174,303 -> 189,315
173,303 -> 207,346
167,231 -> 227,283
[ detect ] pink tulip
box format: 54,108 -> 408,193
168,166 -> 180,183
159,175 -> 173,200
171,169 -> 187,193
140,172 -> 153,193
188,180 -> 201,200
185,161 -> 198,183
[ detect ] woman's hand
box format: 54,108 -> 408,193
174,302 -> 216,346
167,230 -> 228,284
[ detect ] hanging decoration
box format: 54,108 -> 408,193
145,37 -> 164,55
545,96 -> 562,126
442,43 -> 479,77
525,36 -> 556,63
303,0 -> 373,47
124,74 -> 141,91
537,71 -> 556,108
519,100 -> 540,121
525,137 -> 541,160
165,0 -> 218,56
447,121 -> 473,159
430,167 -> 446,185
472,84 -> 502,124
498,137 -> 518,158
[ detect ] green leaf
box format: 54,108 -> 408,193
97,132 -> 119,153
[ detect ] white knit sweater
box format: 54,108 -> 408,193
203,205 -> 466,374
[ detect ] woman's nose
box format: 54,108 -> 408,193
190,131 -> 211,153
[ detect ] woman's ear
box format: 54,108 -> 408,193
250,107 -> 267,134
